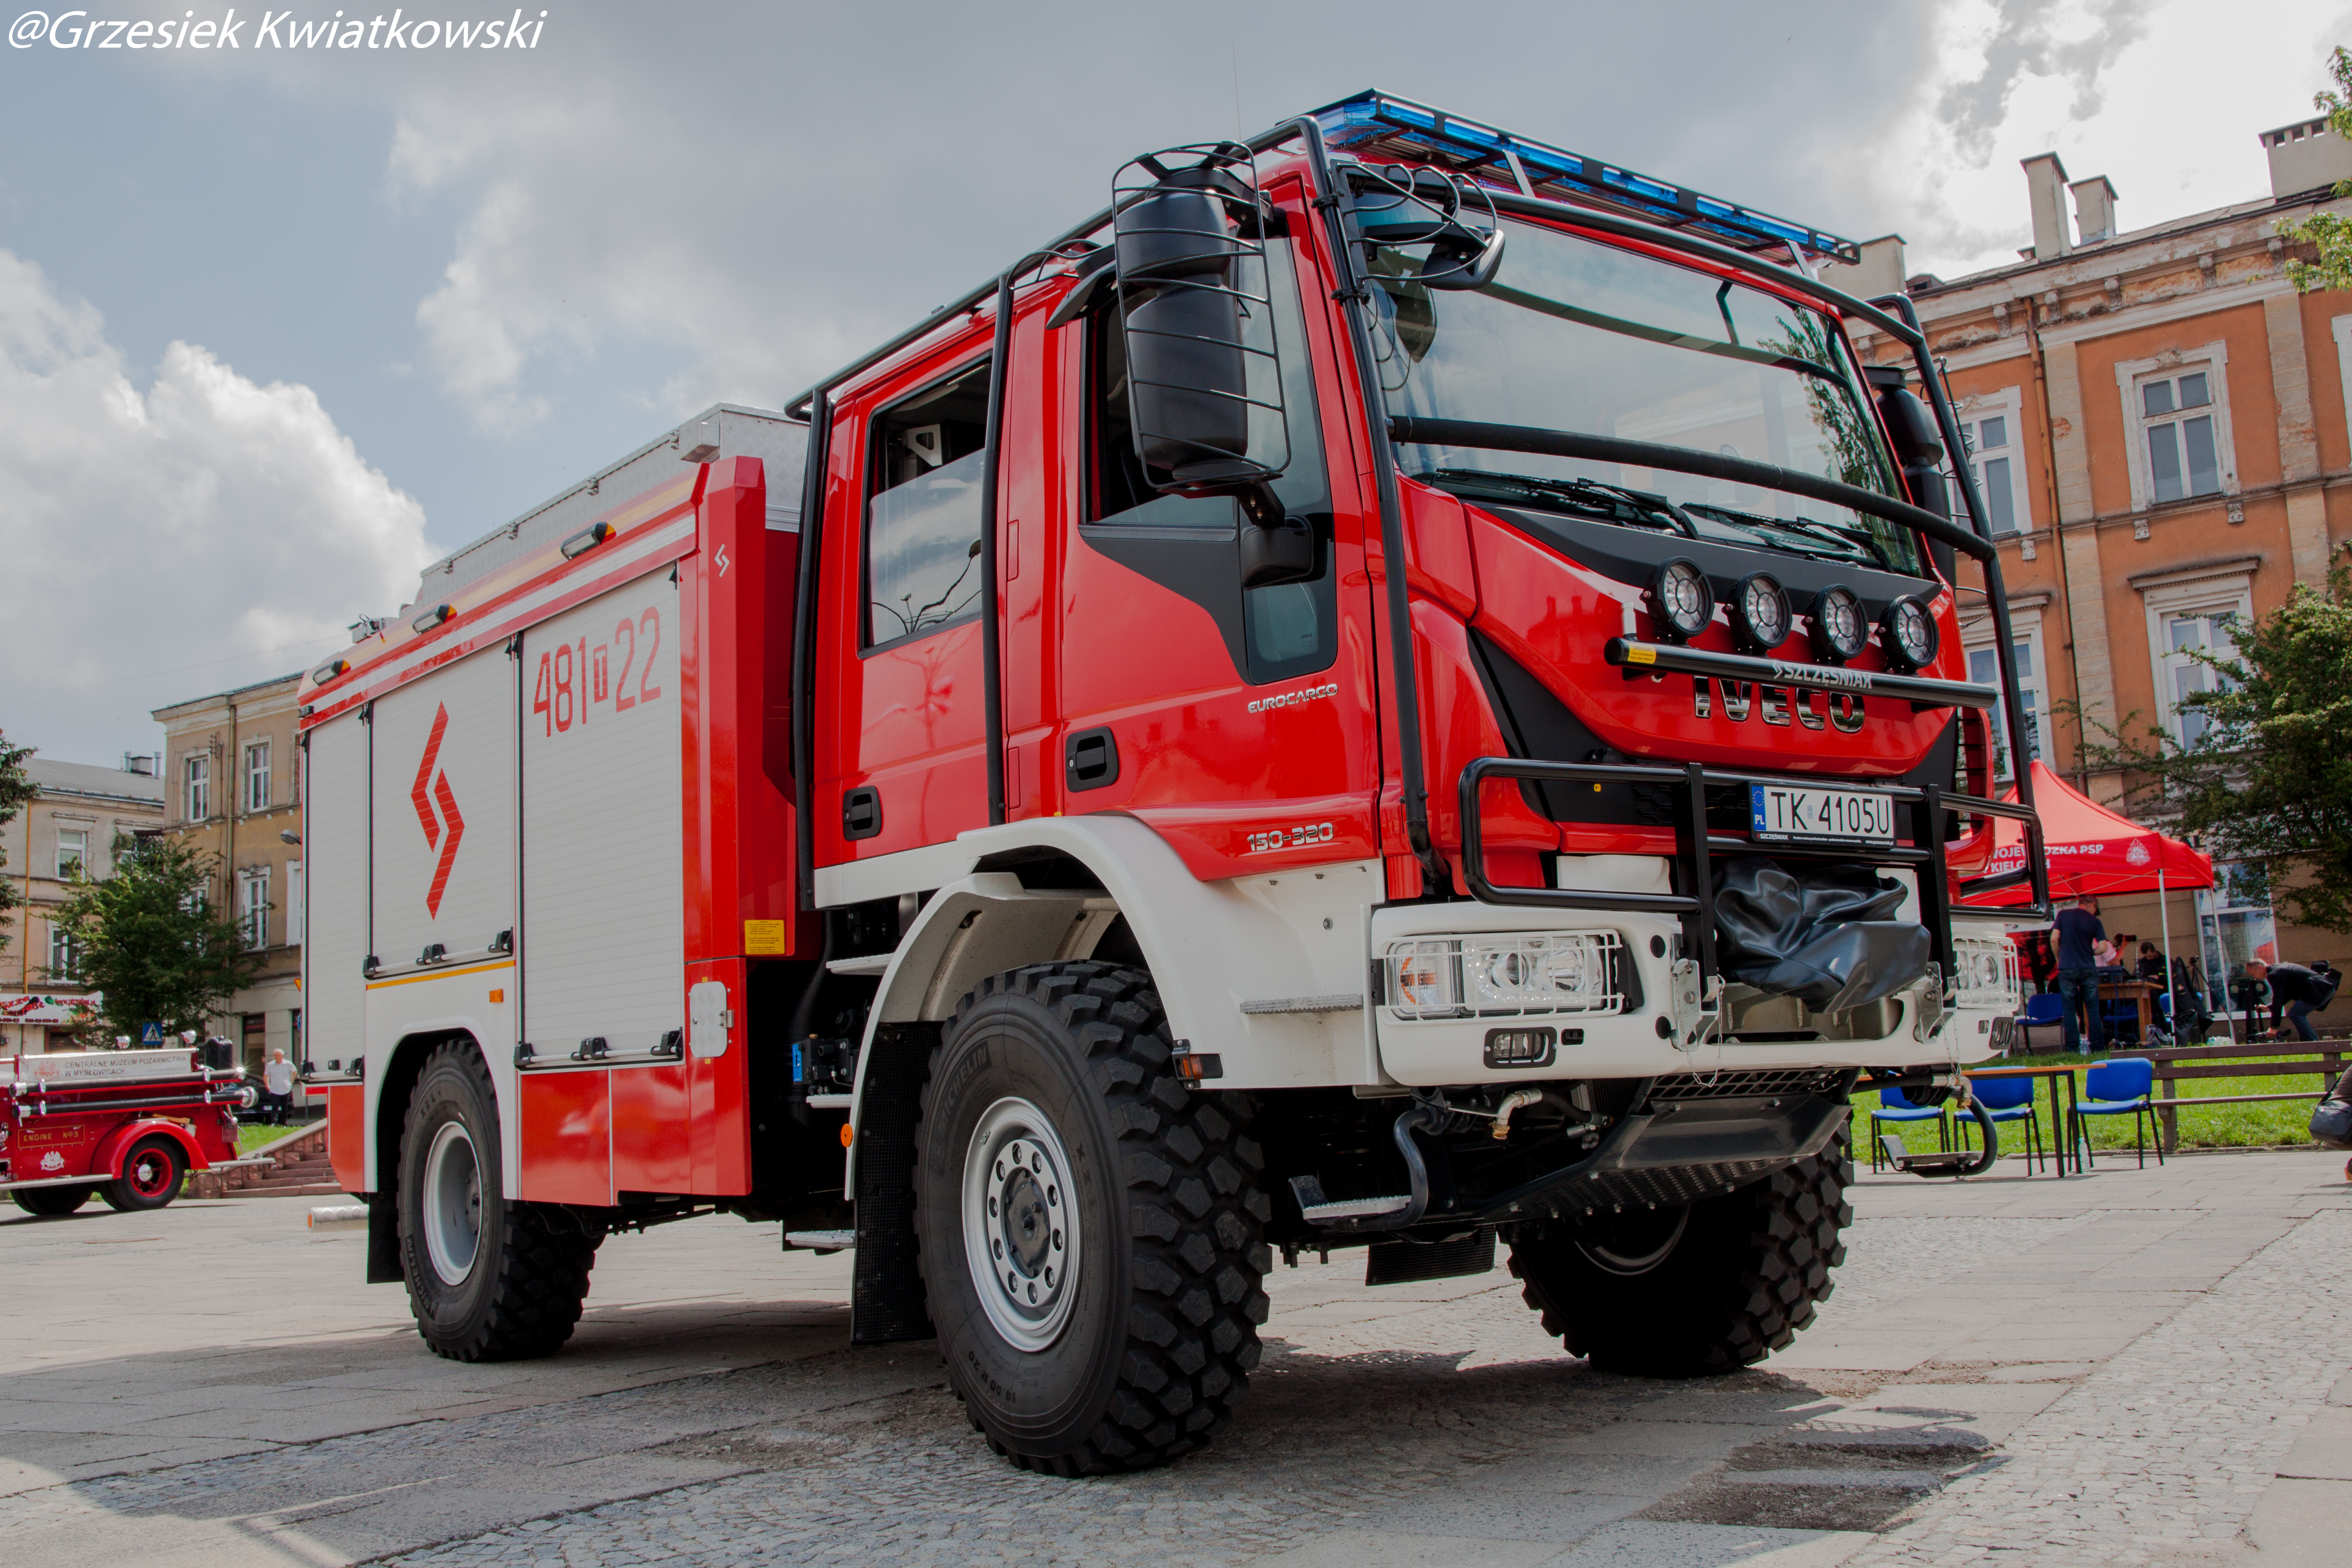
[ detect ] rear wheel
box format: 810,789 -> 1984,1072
915,962 -> 1271,1475
11,1184 -> 95,1217
397,1042 -> 601,1361
105,1137 -> 187,1212
1509,1122 -> 1853,1378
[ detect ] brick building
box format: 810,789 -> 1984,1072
151,674 -> 306,1073
1827,114 -> 2352,1031
1,754 -> 166,1052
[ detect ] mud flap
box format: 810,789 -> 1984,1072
851,1022 -> 939,1344
366,1190 -> 401,1284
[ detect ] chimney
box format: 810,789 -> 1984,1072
1821,234 -> 1907,302
2070,175 -> 2117,244
2022,152 -> 2071,259
2263,116 -> 2352,198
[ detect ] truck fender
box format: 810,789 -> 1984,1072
843,814 -> 1376,1198
91,1118 -> 207,1179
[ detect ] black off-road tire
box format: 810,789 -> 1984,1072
397,1042 -> 600,1362
1509,1121 -> 1854,1378
914,961 -> 1272,1475
11,1184 -> 95,1217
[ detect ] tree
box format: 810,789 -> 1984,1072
46,833 -> 264,1040
2279,47 -> 2352,294
0,732 -> 33,956
2082,551 -> 2352,934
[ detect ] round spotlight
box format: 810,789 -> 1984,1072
1646,558 -> 1715,643
1808,585 -> 1869,664
1879,594 -> 1941,672
1730,573 -> 1791,653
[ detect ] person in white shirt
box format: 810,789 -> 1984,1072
261,1049 -> 295,1127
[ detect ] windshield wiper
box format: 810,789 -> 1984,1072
1682,501 -> 1894,571
1420,468 -> 1698,538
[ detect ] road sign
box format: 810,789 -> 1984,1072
140,1022 -> 163,1045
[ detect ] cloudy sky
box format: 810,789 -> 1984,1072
1,0 -> 2345,765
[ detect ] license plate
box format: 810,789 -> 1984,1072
1750,783 -> 1895,845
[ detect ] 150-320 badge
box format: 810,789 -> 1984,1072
1247,822 -> 1335,854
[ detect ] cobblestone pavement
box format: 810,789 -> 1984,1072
2,1147 -> 2346,1568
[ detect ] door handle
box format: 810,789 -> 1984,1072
1065,728 -> 1120,792
842,785 -> 882,839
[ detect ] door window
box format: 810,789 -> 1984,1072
864,358 -> 992,650
1082,235 -> 1337,684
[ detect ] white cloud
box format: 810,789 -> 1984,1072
0,249 -> 435,765
1851,0 -> 2352,280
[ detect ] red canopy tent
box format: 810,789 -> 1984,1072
1977,761 -> 2212,904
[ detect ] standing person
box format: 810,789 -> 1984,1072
2019,931 -> 2057,995
2249,959 -> 2340,1043
2053,894 -> 2107,1054
261,1048 -> 295,1127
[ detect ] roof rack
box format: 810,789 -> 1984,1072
1311,91 -> 1861,266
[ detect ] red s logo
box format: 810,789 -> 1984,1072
410,704 -> 466,917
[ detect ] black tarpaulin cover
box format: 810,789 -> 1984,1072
1712,859 -> 1931,1014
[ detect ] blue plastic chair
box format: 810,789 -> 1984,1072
1870,1086 -> 1951,1173
2020,992 -> 2065,1052
1964,1073 -> 2045,1174
2070,1056 -> 2165,1170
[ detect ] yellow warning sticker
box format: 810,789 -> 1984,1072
744,919 -> 788,955
1624,645 -> 1657,665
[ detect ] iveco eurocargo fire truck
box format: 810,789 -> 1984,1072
298,92 -> 2048,1475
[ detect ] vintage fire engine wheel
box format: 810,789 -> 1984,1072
1508,1122 -> 1854,1378
11,1183 -> 96,1217
397,1042 -> 601,1362
914,961 -> 1272,1475
105,1136 -> 188,1212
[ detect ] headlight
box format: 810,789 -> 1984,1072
1808,585 -> 1868,664
1386,932 -> 1625,1020
1880,594 -> 1940,672
1952,937 -> 2018,1011
1731,573 -> 1791,654
1646,559 -> 1714,643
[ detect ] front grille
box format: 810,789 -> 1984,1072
1648,1068 -> 1847,1102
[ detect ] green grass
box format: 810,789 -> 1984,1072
1853,1049 -> 2341,1153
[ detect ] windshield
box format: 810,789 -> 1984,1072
1371,216 -> 1925,576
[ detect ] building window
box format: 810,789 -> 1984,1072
2142,574 -> 2252,748
287,860 -> 304,947
184,753 -> 210,822
1965,630 -> 2045,779
55,828 -> 89,881
1948,390 -> 2027,536
240,869 -> 270,950
245,740 -> 271,813
47,922 -> 75,981
2197,860 -> 2276,1017
2117,346 -> 2236,511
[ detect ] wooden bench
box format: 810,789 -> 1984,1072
2142,1040 -> 2350,1152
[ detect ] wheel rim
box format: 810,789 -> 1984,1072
1575,1205 -> 1691,1275
962,1096 -> 1080,1353
125,1145 -> 176,1199
421,1121 -> 483,1286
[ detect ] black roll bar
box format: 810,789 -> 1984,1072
1603,638 -> 1999,711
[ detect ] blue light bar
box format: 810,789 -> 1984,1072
1311,91 -> 1861,266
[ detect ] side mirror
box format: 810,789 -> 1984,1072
1352,164 -> 1504,291
1877,385 -> 1957,566
1111,144 -> 1289,493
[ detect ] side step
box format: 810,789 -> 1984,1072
1289,1174 -> 1411,1225
785,1229 -> 855,1253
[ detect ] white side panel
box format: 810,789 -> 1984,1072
303,714 -> 369,1073
521,569 -> 685,1061
371,647 -> 519,968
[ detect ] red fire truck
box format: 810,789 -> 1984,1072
298,92 -> 2047,1474
2,1047 -> 244,1215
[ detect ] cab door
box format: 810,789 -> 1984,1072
813,334 -> 1000,874
1052,183 -> 1380,877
